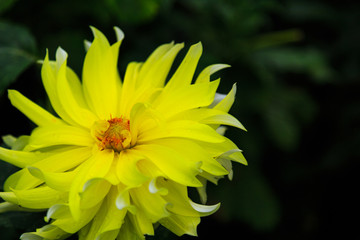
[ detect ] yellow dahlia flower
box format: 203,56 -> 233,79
0,27 -> 247,239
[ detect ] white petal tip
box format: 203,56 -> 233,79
114,26 -> 125,42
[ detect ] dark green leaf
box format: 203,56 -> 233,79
0,22 -> 37,95
253,47 -> 334,83
0,0 -> 17,14
105,0 -> 161,24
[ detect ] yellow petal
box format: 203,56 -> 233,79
46,203 -> 72,221
132,144 -> 202,187
119,62 -> 142,118
130,182 -> 169,222
129,209 -> 154,236
0,146 -> 45,168
153,138 -> 228,176
117,214 -> 147,239
20,225 -> 71,240
153,79 -> 220,118
159,214 -> 200,237
82,186 -> 127,240
217,148 -> 247,165
213,83 -> 236,113
166,42 -> 202,88
171,107 -> 246,130
4,147 -> 92,191
157,178 -> 198,217
80,179 -> 111,209
136,158 -> 164,179
134,42 -> 184,95
52,202 -> 102,234
8,90 -> 65,127
25,125 -> 93,151
138,120 -> 225,144
41,51 -> 78,125
56,49 -> 97,128
129,102 -> 165,147
0,186 -> 67,209
27,167 -> 78,192
69,149 -> 114,220
195,64 -> 231,83
189,200 -> 220,217
103,158 -> 120,185
82,27 -> 122,119
117,150 -> 149,187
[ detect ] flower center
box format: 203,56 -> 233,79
92,117 -> 131,152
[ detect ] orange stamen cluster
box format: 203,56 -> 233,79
97,117 -> 131,152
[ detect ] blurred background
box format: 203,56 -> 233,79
0,0 -> 359,239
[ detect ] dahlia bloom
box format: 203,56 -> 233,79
0,27 -> 247,239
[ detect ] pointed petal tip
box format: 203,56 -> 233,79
89,26 -> 105,40
192,41 -> 203,52
55,46 -> 68,65
113,26 -> 124,42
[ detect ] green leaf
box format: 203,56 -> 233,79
0,22 -> 37,95
104,0 -> 161,24
253,47 -> 334,83
0,0 -> 17,14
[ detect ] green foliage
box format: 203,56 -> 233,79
104,0 -> 163,24
0,0 -> 17,14
218,166 -> 281,231
0,22 -> 37,95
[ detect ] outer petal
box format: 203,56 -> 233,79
195,64 -> 230,83
138,120 -> 225,144
213,83 -> 237,113
52,203 -> 102,234
24,125 -> 93,151
20,225 -> 71,240
159,214 -> 200,237
166,42 -> 202,89
4,147 -> 92,191
8,90 -> 65,127
0,186 -> 67,209
27,167 -> 78,192
194,137 -> 247,165
130,182 -> 169,223
96,187 -> 127,240
170,108 -> 246,130
157,179 -> 198,217
117,214 -> 146,240
0,146 -> 46,168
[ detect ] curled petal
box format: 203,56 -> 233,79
196,63 -> 231,84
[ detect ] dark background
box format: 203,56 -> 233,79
0,0 -> 359,239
